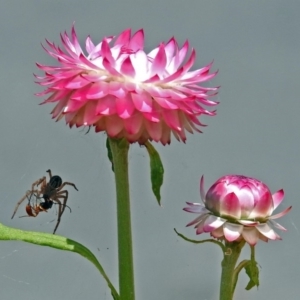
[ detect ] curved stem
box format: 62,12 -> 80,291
108,137 -> 135,300
174,228 -> 225,252
219,240 -> 245,300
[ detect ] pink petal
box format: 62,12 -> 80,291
150,45 -> 167,76
114,29 -> 131,46
116,94 -> 135,119
129,29 -> 144,51
220,192 -> 241,219
272,189 -> 284,210
120,57 -> 136,77
248,191 -> 273,219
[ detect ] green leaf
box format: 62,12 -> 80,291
144,141 -> 164,205
244,258 -> 259,290
0,223 -> 119,300
106,138 -> 114,172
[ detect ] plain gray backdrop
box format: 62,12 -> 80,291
0,1 -> 299,299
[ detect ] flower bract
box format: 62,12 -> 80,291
184,175 -> 292,245
35,25 -> 218,144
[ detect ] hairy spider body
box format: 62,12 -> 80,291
12,170 -> 78,234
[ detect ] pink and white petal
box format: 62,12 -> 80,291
150,45 -> 167,77
50,98 -> 68,118
65,75 -> 91,89
128,29 -> 144,52
96,95 -> 117,115
160,127 -> 171,145
238,219 -> 258,226
181,49 -> 196,74
64,98 -> 87,113
200,176 -> 206,203
100,39 -> 115,65
115,94 -> 135,119
173,40 -> 189,70
203,215 -> 226,232
255,223 -> 279,240
142,111 -> 160,122
248,191 -> 273,219
183,204 -> 209,214
120,57 -> 136,77
241,227 -> 259,246
268,219 -> 287,231
105,116 -> 124,136
211,226 -> 224,238
223,222 -> 243,242
186,214 -> 208,227
130,50 -> 150,80
272,189 -> 284,210
123,114 -> 143,135
164,38 -> 176,66
162,110 -> 182,131
131,92 -> 153,113
43,89 -> 71,103
269,206 -> 292,220
82,101 -> 99,124
258,232 -> 269,243
144,120 -> 163,141
220,192 -> 241,219
114,28 -> 131,46
196,218 -> 207,235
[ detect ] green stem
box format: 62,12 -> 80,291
219,240 -> 245,300
109,137 -> 135,300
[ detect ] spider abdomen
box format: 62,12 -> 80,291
40,200 -> 53,210
49,175 -> 62,189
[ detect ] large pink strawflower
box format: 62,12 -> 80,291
184,175 -> 292,245
35,25 -> 218,144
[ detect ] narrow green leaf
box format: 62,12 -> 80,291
0,223 -> 119,300
144,141 -> 164,205
106,138 -> 114,172
244,260 -> 259,290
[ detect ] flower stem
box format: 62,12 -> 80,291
109,137 -> 135,300
219,240 -> 245,300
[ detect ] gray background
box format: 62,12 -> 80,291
0,1 -> 299,299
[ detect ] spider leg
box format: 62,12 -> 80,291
11,191 -> 32,219
46,169 -> 52,179
32,177 -> 46,190
54,191 -> 69,220
56,182 -> 78,192
51,198 -> 64,234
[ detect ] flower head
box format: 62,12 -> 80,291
35,25 -> 218,144
184,175 -> 292,245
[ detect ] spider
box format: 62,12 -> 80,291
11,169 -> 78,234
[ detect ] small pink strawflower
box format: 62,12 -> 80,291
184,175 -> 292,245
35,25 -> 218,144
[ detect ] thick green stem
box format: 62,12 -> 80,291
109,137 -> 135,300
219,240 -> 245,300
